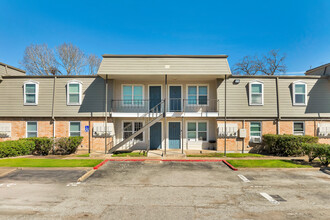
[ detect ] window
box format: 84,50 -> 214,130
67,81 -> 82,105
70,122 -> 81,137
187,86 -> 208,105
249,82 -> 263,105
123,85 -> 143,105
187,122 -> 207,141
293,82 -> 307,105
293,122 -> 304,135
0,123 -> 11,138
250,122 -> 261,137
24,81 -> 39,105
123,122 -> 144,141
26,122 -> 38,137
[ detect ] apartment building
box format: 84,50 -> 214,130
0,55 -> 329,153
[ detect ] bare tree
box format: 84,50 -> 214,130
56,43 -> 86,75
233,56 -> 262,75
21,44 -> 58,75
87,54 -> 101,75
260,50 -> 287,75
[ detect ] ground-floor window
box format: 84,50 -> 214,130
293,122 -> 305,135
123,122 -> 144,141
187,122 -> 207,141
26,121 -> 38,137
70,122 -> 81,137
250,122 -> 261,138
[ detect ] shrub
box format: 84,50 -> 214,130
0,140 -> 35,158
263,134 -> 318,156
24,137 -> 54,156
54,136 -> 83,155
303,143 -> 330,166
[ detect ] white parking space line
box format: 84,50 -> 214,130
66,182 -> 81,187
260,192 -> 280,205
238,174 -> 250,183
0,183 -> 16,188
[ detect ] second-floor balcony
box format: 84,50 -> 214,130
110,99 -> 219,117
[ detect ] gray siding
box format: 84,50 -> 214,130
0,76 -> 109,117
278,78 -> 330,118
98,57 -> 231,76
217,78 -> 278,118
217,76 -> 330,118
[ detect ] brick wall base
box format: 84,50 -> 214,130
0,117 -> 113,152
217,120 -> 330,152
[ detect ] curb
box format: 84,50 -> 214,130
77,169 -> 95,182
0,168 -> 19,178
93,159 -> 109,170
222,160 -> 238,171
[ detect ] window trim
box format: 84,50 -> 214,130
186,84 -> 209,106
250,121 -> 262,138
121,84 -> 145,106
23,80 -> 39,106
26,121 -> 38,138
293,81 -> 307,106
67,80 -> 83,106
249,81 -> 264,106
69,121 -> 81,137
122,121 -> 145,142
293,121 -> 305,136
186,120 -> 208,142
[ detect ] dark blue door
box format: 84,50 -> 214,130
149,86 -> 162,111
150,122 -> 162,150
169,122 -> 181,149
169,86 -> 182,111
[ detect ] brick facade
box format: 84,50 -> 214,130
0,117 -> 112,152
217,119 -> 330,152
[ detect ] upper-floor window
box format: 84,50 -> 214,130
67,81 -> 82,105
293,82 -> 307,105
187,85 -> 208,105
293,122 -> 305,135
26,121 -> 38,137
249,81 -> 263,105
123,85 -> 143,105
24,81 -> 39,105
69,122 -> 81,137
187,121 -> 207,141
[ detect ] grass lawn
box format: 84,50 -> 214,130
187,153 -> 265,158
112,152 -> 147,157
0,158 -> 103,167
227,160 -> 312,168
76,153 -> 90,157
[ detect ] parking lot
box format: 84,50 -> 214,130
0,161 -> 329,219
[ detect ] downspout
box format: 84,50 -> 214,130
105,75 -> 108,154
51,76 -> 57,153
275,77 -> 281,134
163,74 -> 167,158
224,75 -> 227,156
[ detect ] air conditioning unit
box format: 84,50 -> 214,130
251,137 -> 262,143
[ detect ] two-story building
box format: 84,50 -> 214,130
0,55 -> 329,154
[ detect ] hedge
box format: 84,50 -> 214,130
54,136 -> 83,155
302,143 -> 330,166
263,134 -> 318,156
25,137 -> 54,156
0,140 -> 35,158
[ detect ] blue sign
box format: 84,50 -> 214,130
85,126 -> 89,132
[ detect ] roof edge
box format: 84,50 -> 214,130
0,62 -> 26,73
102,54 -> 228,58
305,63 -> 330,74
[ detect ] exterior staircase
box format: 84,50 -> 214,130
108,101 -> 164,154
